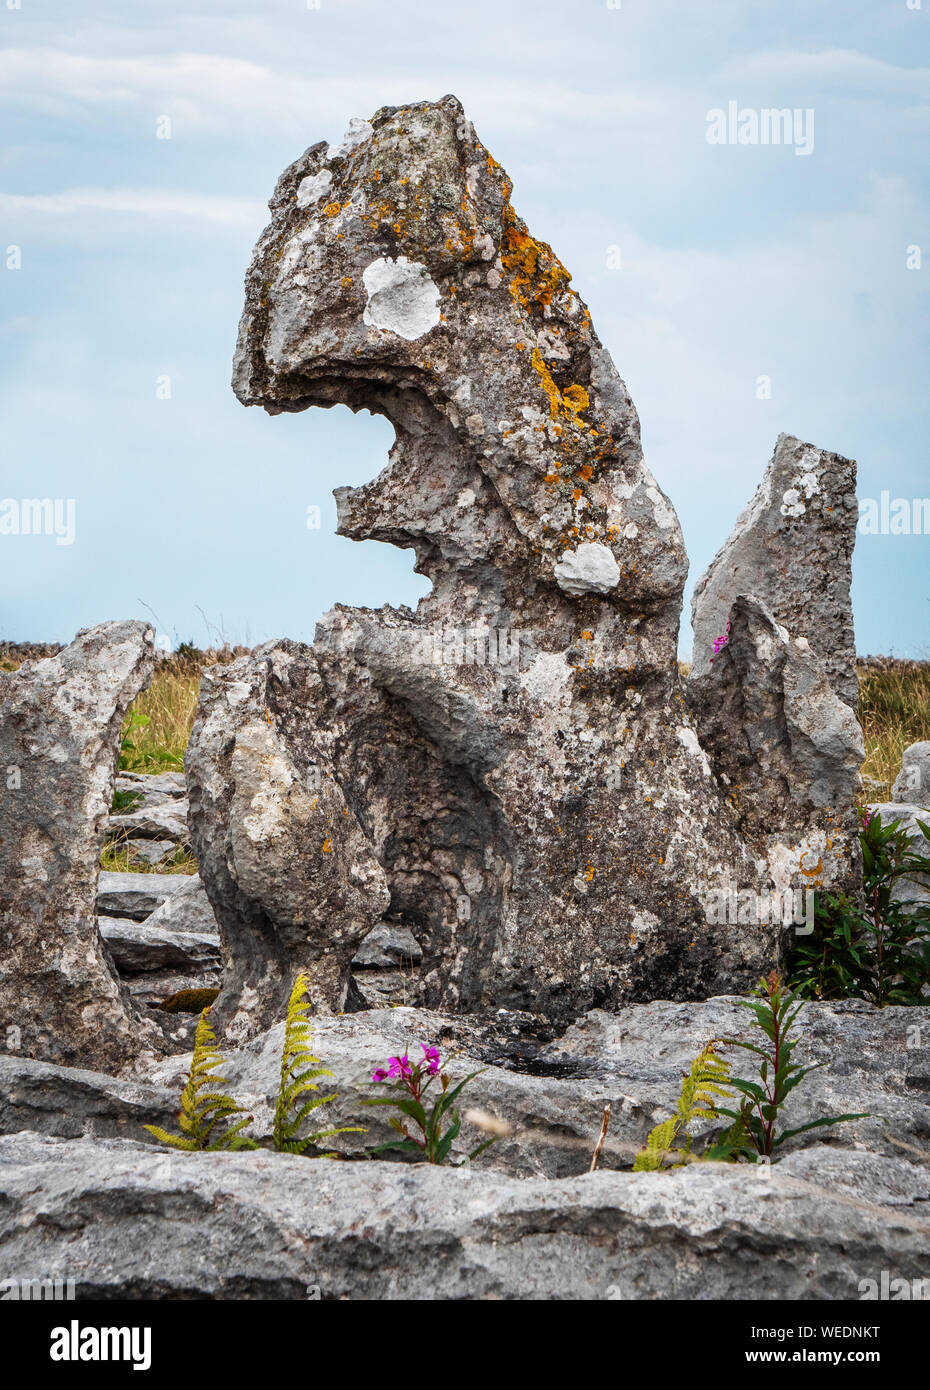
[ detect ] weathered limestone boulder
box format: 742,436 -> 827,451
0,622 -> 162,1069
1,1131 -> 926,1299
893,742 -> 930,805
690,432 -> 859,709
186,644 -> 390,1039
687,431 -> 864,897
197,93 -> 793,1035
0,1054 -> 177,1141
688,596 -> 864,896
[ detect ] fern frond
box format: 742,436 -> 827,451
633,1041 -> 734,1171
272,973 -> 362,1155
142,1009 -> 256,1152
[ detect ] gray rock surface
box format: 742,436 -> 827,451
0,1131 -> 926,1299
144,875 -> 220,934
124,837 -> 178,866
0,1055 -> 176,1141
108,799 -> 190,844
196,93 -> 807,1034
116,770 -> 186,802
893,742 -> 930,806
352,921 -> 423,968
687,596 -> 864,897
186,648 -> 390,1040
0,623 -> 162,1070
96,871 -> 194,921
690,432 -> 859,710
98,918 -> 220,976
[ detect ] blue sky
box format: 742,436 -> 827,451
1,0 -> 927,656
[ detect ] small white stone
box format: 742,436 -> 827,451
553,542 -> 621,596
362,256 -> 441,341
296,169 -> 333,208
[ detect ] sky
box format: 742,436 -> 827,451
0,0 -> 927,657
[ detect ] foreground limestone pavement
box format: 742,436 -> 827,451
0,1131 -> 926,1300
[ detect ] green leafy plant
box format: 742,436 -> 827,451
143,1009 -> 257,1152
364,1043 -> 500,1165
788,808 -> 930,1006
272,973 -> 363,1155
708,972 -> 869,1161
110,788 -> 144,814
118,710 -> 151,768
633,974 -> 869,1169
633,1041 -> 734,1170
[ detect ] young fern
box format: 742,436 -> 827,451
273,972 -> 363,1155
633,1041 -> 733,1171
143,1009 -> 257,1152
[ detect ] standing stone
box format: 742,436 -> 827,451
213,94 -> 782,1032
185,643 -> 390,1042
690,433 -> 859,710
0,622 -> 162,1069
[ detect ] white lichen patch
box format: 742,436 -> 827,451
362,257 -> 441,340
553,542 -> 621,596
326,117 -> 373,162
676,725 -> 712,777
520,650 -> 572,704
780,469 -> 821,518
296,169 -> 333,208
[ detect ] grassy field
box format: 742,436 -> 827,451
858,659 -> 930,799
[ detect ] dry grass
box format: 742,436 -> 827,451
118,645 -> 248,773
100,840 -> 199,876
857,659 -> 930,800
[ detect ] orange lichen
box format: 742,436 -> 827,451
323,202 -> 341,217
340,276 -> 353,288
322,836 -> 333,853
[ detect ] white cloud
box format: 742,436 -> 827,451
0,186 -> 264,228
716,48 -> 930,99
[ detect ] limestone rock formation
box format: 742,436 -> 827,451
690,432 -> 859,709
188,93 -> 802,1035
0,622 -> 162,1070
180,95 -> 873,1034
687,433 -> 864,895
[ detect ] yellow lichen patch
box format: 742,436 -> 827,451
340,276 -> 353,288
562,384 -> 590,419
530,348 -> 562,418
581,630 -> 593,641
323,202 -> 341,217
501,212 -> 572,311
322,836 -> 333,853
584,864 -> 594,882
